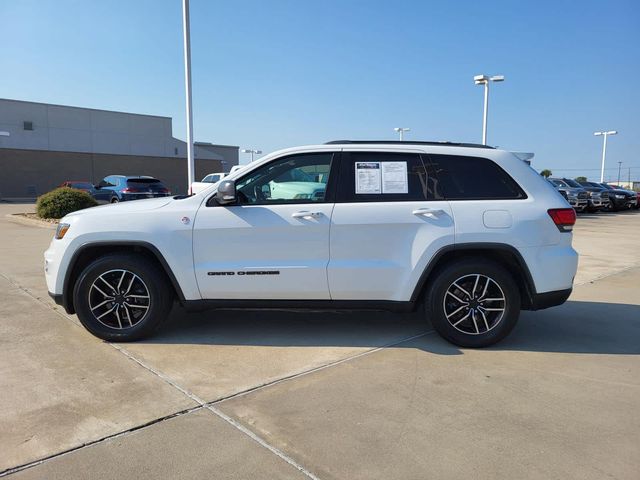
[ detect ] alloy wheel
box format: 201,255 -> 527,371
88,269 -> 150,329
442,274 -> 506,335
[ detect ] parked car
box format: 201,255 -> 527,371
548,178 -> 589,212
598,183 -> 637,211
562,178 -> 609,212
95,175 -> 171,203
575,180 -> 612,212
45,140 -> 578,348
190,172 -> 227,195
60,180 -> 112,204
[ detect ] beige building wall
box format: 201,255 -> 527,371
0,148 -> 223,198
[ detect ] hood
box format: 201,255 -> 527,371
65,196 -> 173,218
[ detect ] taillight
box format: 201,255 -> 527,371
158,188 -> 170,194
548,208 -> 576,232
121,187 -> 140,193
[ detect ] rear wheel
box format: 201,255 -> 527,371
111,197 -> 119,203
424,258 -> 521,348
73,254 -> 173,341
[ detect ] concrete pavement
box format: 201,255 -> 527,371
1,204 -> 638,478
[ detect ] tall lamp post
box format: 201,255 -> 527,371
593,130 -> 617,182
182,0 -> 195,193
394,127 -> 410,141
241,148 -> 262,162
474,74 -> 504,145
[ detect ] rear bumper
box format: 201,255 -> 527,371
528,288 -> 572,310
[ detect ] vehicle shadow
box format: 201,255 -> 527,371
145,300 -> 640,356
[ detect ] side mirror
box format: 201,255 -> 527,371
94,184 -> 101,190
217,179 -> 236,204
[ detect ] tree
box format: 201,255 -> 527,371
540,169 -> 552,178
575,176 -> 587,182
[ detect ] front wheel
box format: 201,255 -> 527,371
73,254 -> 173,341
424,259 -> 521,348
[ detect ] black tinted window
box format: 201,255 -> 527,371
339,152 -> 442,202
427,155 -> 526,200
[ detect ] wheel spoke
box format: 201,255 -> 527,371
480,276 -> 490,299
123,304 -> 134,327
478,308 -> 490,331
452,310 -> 471,327
445,304 -> 467,319
125,302 -> 149,310
91,299 -> 113,311
471,310 -> 479,334
483,307 -> 505,312
127,294 -> 150,300
482,298 -> 504,302
124,274 -> 136,296
96,305 -> 117,320
98,276 -> 116,294
446,290 -> 468,305
114,307 -> 123,329
91,283 -> 111,299
472,274 -> 480,297
452,281 -> 471,299
116,270 -> 126,292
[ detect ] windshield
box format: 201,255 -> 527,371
600,183 -> 614,190
563,178 -> 582,188
550,179 -> 568,188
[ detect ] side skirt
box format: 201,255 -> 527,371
183,299 -> 416,313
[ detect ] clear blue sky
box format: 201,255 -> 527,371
1,0 -> 638,180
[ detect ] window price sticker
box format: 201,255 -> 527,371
355,161 -> 408,194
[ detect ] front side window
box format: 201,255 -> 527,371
427,155 -> 526,200
234,153 -> 334,205
338,152 -> 441,202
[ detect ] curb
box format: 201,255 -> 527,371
5,214 -> 57,230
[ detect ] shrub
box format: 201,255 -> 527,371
36,187 -> 98,219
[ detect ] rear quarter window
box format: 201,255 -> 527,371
426,154 -> 526,200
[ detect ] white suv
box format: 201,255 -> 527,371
45,141 -> 578,347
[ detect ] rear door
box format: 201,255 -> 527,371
328,151 -> 455,301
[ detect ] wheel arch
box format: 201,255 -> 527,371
62,241 -> 185,314
410,243 -> 536,309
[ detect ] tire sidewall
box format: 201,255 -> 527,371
426,259 -> 521,348
73,254 -> 171,341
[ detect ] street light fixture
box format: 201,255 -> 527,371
241,148 -> 262,162
474,74 -> 504,145
593,130 -> 618,182
394,127 -> 410,141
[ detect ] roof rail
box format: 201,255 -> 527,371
324,140 -> 495,149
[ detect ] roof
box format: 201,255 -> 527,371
324,140 -> 494,149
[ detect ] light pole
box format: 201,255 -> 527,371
182,0 -> 195,193
241,148 -> 262,162
617,161 -> 622,185
474,74 -> 504,145
394,127 -> 410,141
593,130 -> 617,182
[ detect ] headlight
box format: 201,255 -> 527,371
55,223 -> 70,239
615,194 -> 625,199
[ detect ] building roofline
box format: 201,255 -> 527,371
194,142 -> 240,149
0,97 -> 171,120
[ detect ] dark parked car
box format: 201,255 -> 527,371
60,180 -> 112,204
548,178 -> 589,212
95,175 -> 171,203
571,179 -> 610,212
598,183 -> 637,211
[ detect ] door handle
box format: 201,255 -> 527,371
412,208 -> 444,218
292,211 -> 323,219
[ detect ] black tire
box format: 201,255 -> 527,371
424,258 -> 521,348
73,254 -> 173,341
111,197 -> 119,203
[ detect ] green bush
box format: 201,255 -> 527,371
36,187 -> 98,219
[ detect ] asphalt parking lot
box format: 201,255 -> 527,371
1,203 -> 639,479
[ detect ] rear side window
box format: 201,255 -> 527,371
338,152 -> 443,202
127,179 -> 166,190
426,154 -> 526,200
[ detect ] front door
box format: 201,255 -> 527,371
193,152 -> 338,300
